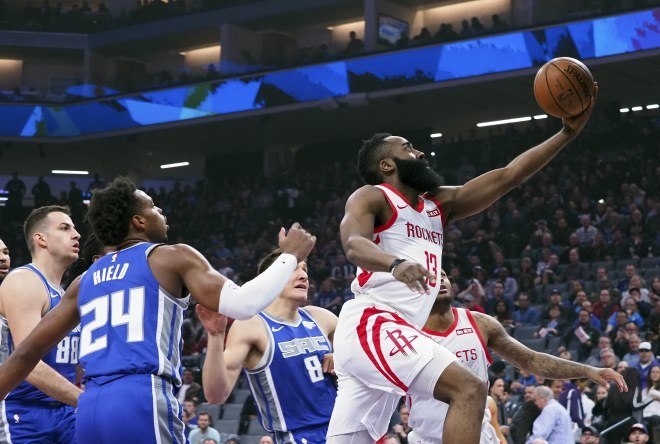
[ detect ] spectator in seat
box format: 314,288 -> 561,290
188,412 -> 221,444
618,264 -> 638,293
559,248 -> 588,283
178,367 -> 202,403
637,342 -> 658,389
513,293 -> 540,326
558,309 -> 600,362
623,335 -> 643,366
593,289 -> 619,327
536,304 -> 568,339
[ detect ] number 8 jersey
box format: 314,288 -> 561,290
78,242 -> 189,386
351,184 -> 446,327
245,309 -> 336,434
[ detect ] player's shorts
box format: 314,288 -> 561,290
76,374 -> 185,444
274,423 -> 329,444
327,300 -> 458,441
0,400 -> 76,443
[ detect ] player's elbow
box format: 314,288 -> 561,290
204,387 -> 231,404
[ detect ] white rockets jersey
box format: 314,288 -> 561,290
408,308 -> 493,440
351,184 -> 445,327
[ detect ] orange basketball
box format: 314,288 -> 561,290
533,57 -> 595,119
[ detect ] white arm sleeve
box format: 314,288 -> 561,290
218,253 -> 297,320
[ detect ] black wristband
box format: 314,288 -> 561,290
389,258 -> 407,274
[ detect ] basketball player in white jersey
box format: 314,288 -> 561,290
407,269 -> 626,444
327,89 -> 604,444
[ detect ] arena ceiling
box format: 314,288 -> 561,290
1,50 -> 658,180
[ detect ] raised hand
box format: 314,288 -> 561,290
278,223 -> 317,263
588,366 -> 628,392
196,304 -> 228,336
562,82 -> 598,138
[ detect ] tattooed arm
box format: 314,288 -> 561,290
473,312 -> 627,391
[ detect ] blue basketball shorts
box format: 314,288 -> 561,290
0,399 -> 76,443
76,374 -> 185,444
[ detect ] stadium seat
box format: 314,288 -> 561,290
222,404 -> 243,420
241,436 -> 268,444
198,403 -> 222,420
520,338 -> 545,352
545,336 -> 562,353
248,419 -> 268,435
640,257 -> 660,271
608,270 -> 619,281
590,261 -> 614,272
615,258 -> 639,270
216,419 -> 240,435
644,269 -> 659,280
232,389 -> 251,405
513,325 -> 540,341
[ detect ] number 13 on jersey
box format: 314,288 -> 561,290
424,251 -> 438,287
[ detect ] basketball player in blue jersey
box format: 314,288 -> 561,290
406,269 -> 626,444
0,206 -> 83,443
196,248 -> 338,444
0,177 -> 316,444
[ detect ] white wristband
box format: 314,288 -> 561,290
218,253 -> 298,320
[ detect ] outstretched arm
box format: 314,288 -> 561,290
435,87 -> 597,224
475,311 -> 627,391
159,223 -> 315,319
0,277 -> 82,401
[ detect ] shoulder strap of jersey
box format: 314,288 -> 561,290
21,264 -> 51,291
464,309 -> 494,364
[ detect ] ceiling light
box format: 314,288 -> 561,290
647,104 -> 659,110
160,161 -> 190,169
0,197 -> 7,201
431,152 -> 436,156
631,106 -> 643,111
52,170 -> 89,175
477,116 -> 531,127
430,133 -> 442,138
533,114 -> 548,120
620,108 -> 630,113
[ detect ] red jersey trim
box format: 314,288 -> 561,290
422,307 -> 460,337
380,183 -> 424,213
465,309 -> 494,364
357,271 -> 373,287
357,235 -> 379,287
374,188 -> 398,233
423,193 -> 447,227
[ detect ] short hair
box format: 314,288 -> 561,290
257,248 -> 306,275
197,412 -> 211,421
86,177 -> 141,246
257,248 -> 283,275
534,385 -> 553,400
356,133 -> 392,185
23,205 -> 71,254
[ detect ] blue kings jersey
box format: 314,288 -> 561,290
245,309 -> 336,432
77,242 -> 189,386
1,264 -> 79,402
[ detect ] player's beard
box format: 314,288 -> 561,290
393,157 -> 445,194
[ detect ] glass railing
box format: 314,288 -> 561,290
1,7 -> 658,139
